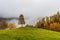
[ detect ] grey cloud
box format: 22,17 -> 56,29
0,0 -> 60,20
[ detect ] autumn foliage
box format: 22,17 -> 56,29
35,21 -> 41,28
0,20 -> 8,29
36,11 -> 60,31
7,23 -> 16,29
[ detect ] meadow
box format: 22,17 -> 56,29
0,27 -> 60,40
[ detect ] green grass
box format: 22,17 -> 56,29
0,27 -> 60,40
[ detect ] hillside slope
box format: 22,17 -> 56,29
0,27 -> 60,40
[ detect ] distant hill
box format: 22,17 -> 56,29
0,17 -> 18,20
0,17 -> 30,21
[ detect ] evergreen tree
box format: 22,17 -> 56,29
18,14 -> 25,27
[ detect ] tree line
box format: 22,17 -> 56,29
0,14 -> 25,29
36,11 -> 60,31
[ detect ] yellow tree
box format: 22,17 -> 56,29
49,22 -> 57,30
35,21 -> 41,28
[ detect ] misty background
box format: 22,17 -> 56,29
0,0 -> 60,25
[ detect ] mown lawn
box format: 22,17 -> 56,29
0,27 -> 60,40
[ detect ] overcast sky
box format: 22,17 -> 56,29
0,0 -> 60,25
0,0 -> 60,24
0,0 -> 60,18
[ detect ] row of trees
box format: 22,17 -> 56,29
0,20 -> 8,29
0,14 -> 25,29
36,11 -> 60,31
0,20 -> 17,29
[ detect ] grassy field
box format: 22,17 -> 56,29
0,27 -> 60,40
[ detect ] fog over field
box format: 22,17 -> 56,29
0,0 -> 60,25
